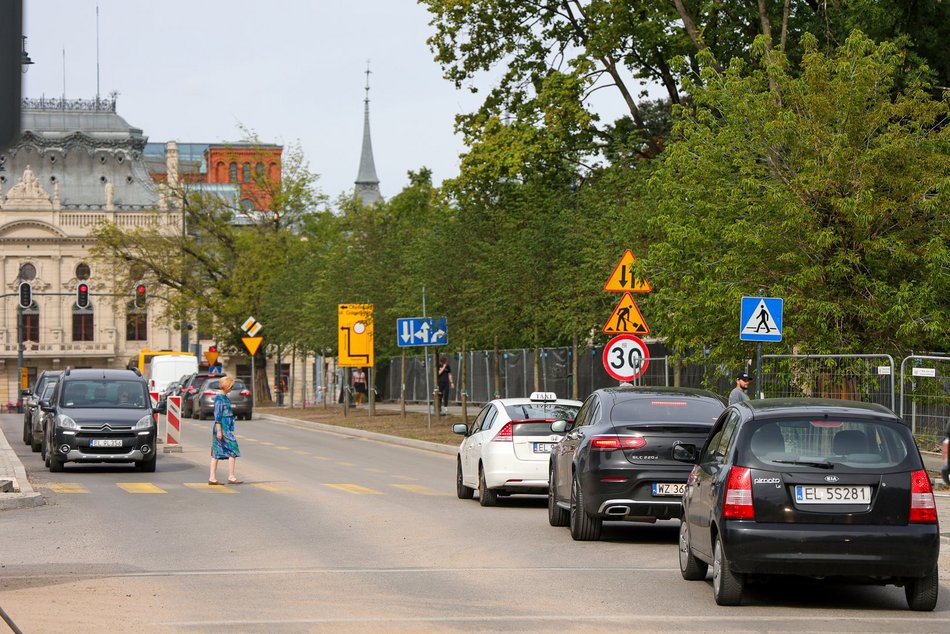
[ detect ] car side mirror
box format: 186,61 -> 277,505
452,423 -> 469,436
672,442 -> 697,462
39,399 -> 52,411
551,420 -> 569,433
154,401 -> 167,414
21,389 -> 32,397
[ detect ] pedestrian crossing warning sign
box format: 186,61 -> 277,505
740,297 -> 783,342
603,293 -> 650,335
604,249 -> 652,293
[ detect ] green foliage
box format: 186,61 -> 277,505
647,31 -> 949,368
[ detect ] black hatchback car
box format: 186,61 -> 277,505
679,398 -> 939,610
548,386 -> 726,540
41,368 -> 157,472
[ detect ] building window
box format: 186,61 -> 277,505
240,199 -> 254,212
229,162 -> 238,183
76,263 -> 91,280
242,163 -> 251,182
126,302 -> 147,341
22,303 -> 39,343
216,161 -> 226,182
255,162 -> 264,179
19,263 -> 36,281
72,305 -> 94,342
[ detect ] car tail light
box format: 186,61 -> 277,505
239,389 -> 251,397
202,390 -> 216,397
909,469 -> 937,523
589,435 -> 646,450
722,466 -> 754,519
687,464 -> 700,485
492,422 -> 513,442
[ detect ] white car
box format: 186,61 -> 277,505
453,392 -> 582,506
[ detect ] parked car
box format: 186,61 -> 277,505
548,386 -> 726,540
193,377 -> 253,420
22,370 -> 62,452
178,372 -> 225,418
679,398 -> 940,610
40,367 -> 157,472
155,380 -> 182,413
452,392 -> 582,506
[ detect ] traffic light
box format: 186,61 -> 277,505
76,282 -> 90,309
17,281 -> 31,308
134,283 -> 147,309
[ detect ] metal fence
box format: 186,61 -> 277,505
900,355 -> 950,449
760,354 -> 895,410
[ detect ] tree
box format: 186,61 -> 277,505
645,31 -> 949,370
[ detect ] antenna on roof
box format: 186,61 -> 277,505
96,4 -> 100,103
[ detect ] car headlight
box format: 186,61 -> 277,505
57,414 -> 79,430
134,415 -> 155,430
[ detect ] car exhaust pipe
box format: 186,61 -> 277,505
605,505 -> 630,516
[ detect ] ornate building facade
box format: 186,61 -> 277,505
0,97 -> 183,403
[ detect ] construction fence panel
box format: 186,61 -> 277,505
761,354 -> 895,410
900,355 -> 950,449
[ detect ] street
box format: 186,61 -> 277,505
1,411 -> 949,633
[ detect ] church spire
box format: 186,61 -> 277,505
354,61 -> 382,204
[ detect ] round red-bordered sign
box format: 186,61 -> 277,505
602,334 -> 650,382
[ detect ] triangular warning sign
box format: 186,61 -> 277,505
242,336 -> 263,357
741,300 -> 778,335
603,293 -> 650,335
604,249 -> 652,293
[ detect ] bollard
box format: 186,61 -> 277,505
163,395 -> 183,453
150,391 -> 163,443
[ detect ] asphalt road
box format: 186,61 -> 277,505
1,412 -> 949,633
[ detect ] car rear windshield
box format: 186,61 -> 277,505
745,417 -> 912,470
502,403 -> 580,423
60,380 -> 148,409
611,398 -> 722,425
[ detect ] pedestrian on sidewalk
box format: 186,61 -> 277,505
437,355 -> 455,416
352,367 -> 368,406
209,376 -> 242,485
730,372 -> 751,404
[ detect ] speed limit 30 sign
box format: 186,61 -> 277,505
603,334 -> 650,382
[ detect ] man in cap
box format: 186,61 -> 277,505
730,372 -> 751,404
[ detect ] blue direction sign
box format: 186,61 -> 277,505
740,297 -> 783,342
397,317 -> 448,347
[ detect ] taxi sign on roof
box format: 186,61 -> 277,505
604,249 -> 652,293
529,392 -> 557,402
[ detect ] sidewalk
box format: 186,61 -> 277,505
0,419 -> 45,510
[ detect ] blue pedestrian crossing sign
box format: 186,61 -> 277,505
740,297 -> 783,342
397,317 -> 448,347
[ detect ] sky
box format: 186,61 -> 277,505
22,0 -> 484,202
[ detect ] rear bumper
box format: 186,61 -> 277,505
580,466 -> 689,521
720,520 -> 940,578
483,451 -> 550,492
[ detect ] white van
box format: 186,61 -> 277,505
146,354 -> 198,395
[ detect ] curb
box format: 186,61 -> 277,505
256,413 -> 457,457
0,430 -> 46,511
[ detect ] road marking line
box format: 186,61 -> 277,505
253,483 -> 297,493
241,437 -> 258,442
47,482 -> 88,493
259,441 -> 275,446
324,483 -> 382,495
275,446 -> 290,450
337,461 -> 356,467
183,482 -> 237,493
117,483 -> 166,494
314,456 -> 332,461
391,484 -> 446,496
364,468 -> 385,473
392,474 -> 415,481
293,450 -> 309,455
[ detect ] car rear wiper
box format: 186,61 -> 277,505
771,459 -> 835,469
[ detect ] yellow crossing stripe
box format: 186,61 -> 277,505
391,484 -> 446,496
117,483 -> 166,494
392,474 -> 416,481
183,482 -> 237,493
252,482 -> 298,493
48,482 -> 89,493
324,483 -> 382,495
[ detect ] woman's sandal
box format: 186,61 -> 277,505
208,480 -> 222,486
227,479 -> 243,485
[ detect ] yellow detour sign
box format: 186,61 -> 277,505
604,249 -> 652,293
242,336 -> 263,357
338,304 -> 374,367
20,367 -> 29,390
603,293 -> 650,335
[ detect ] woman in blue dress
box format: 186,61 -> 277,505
209,376 -> 242,485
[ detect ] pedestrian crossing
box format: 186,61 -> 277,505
41,481 -> 449,496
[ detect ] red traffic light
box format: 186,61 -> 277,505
134,283 -> 147,309
208,345 -> 217,353
76,283 -> 90,309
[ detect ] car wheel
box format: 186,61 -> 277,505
478,464 -> 497,507
905,566 -> 938,611
43,427 -> 51,468
679,520 -> 709,580
49,452 -> 65,473
713,533 -> 744,605
137,454 -> 157,473
570,472 -> 602,541
23,418 -> 31,445
548,465 -> 569,527
30,426 -> 42,452
456,459 -> 474,500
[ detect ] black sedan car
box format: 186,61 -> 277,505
548,386 -> 726,540
679,398 -> 940,610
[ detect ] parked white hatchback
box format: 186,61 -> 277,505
453,392 -> 582,506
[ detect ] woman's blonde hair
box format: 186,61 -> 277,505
219,376 -> 235,392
